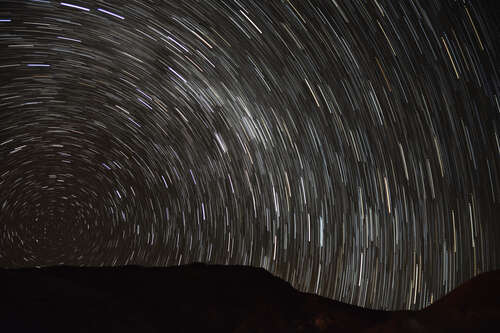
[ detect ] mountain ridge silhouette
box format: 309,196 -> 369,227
1,263 -> 498,332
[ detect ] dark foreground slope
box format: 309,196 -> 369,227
0,264 -> 498,333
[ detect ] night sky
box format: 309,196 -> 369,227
1,0 -> 499,311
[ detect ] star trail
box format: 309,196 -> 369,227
0,0 -> 499,310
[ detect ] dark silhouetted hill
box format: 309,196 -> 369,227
0,263 -> 498,332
